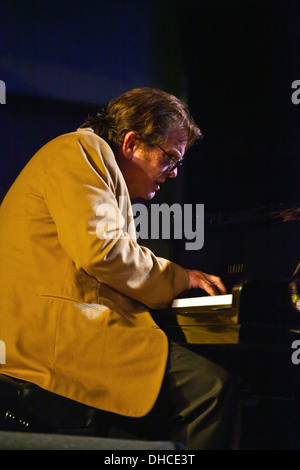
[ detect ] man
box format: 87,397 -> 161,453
0,88 -> 239,449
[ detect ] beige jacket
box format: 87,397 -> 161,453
0,128 -> 189,417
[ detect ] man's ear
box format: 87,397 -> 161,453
122,131 -> 138,160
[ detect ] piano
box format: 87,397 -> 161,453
159,278 -> 300,346
161,202 -> 300,348
152,278 -> 300,449
152,202 -> 300,448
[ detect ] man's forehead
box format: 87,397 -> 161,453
165,128 -> 187,142
163,130 -> 187,154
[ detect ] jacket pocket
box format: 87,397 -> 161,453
38,294 -> 111,320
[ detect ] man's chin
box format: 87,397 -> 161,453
129,190 -> 156,200
135,189 -> 157,200
145,191 -> 157,200
131,187 -> 158,200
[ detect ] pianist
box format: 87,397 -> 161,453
0,88 -> 239,449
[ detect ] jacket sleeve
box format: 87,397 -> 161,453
44,132 -> 189,309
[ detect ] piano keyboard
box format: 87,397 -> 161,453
160,279 -> 294,345
171,294 -> 233,311
164,292 -> 240,344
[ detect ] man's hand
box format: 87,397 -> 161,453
186,269 -> 227,296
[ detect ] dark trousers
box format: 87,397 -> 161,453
104,340 -> 240,450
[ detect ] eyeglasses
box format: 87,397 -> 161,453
158,145 -> 184,173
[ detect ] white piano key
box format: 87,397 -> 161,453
171,294 -> 233,309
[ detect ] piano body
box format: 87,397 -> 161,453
153,202 -> 300,449
161,278 -> 299,346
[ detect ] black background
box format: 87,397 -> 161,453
1,0 -> 299,213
